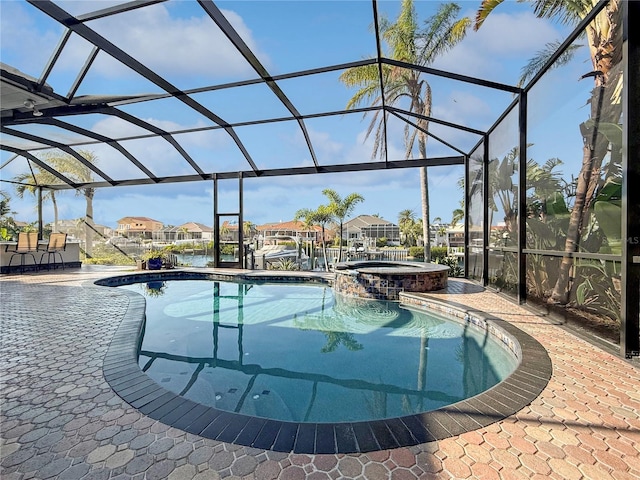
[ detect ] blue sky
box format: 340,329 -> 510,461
1,0 -> 583,230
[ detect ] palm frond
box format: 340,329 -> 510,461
371,118 -> 386,160
518,41 -> 582,87
383,0 -> 419,63
474,0 -> 505,31
339,63 -> 380,89
419,4 -> 470,65
530,0 -> 591,26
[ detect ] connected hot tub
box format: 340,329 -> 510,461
333,260 -> 449,300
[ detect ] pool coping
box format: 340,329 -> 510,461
96,270 -> 552,454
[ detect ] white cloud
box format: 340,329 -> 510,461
81,5 -> 268,80
90,116 -> 151,138
432,10 -> 565,82
0,2 -> 61,76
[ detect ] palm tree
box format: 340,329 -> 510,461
322,189 -> 364,262
340,1 -> 470,262
220,222 -> 230,241
295,205 -> 333,271
398,209 -> 417,246
451,200 -> 464,226
0,190 -> 18,241
177,226 -> 189,241
13,159 -> 63,233
487,147 -> 520,241
243,221 -> 253,240
475,0 -> 622,304
47,150 -> 99,256
1,190 -> 12,217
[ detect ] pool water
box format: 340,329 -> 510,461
122,280 -> 517,423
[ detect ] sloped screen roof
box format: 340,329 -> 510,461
1,0 -> 523,192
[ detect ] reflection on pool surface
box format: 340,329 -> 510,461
122,279 -> 518,423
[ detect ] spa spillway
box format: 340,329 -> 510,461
333,260 -> 449,300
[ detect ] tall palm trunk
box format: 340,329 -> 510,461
51,192 -> 59,233
549,0 -> 621,304
420,167 -> 431,261
417,335 -> 429,409
338,222 -> 344,263
84,189 -> 95,257
419,84 -> 432,262
321,226 -> 329,271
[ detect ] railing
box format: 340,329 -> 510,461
246,248 -> 416,271
324,248 -> 410,263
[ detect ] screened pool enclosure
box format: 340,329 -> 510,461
1,0 -> 638,358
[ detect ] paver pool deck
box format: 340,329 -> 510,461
1,266 -> 638,480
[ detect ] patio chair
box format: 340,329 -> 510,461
6,231 -> 39,273
38,232 -> 68,270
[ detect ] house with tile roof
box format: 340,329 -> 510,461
219,220 -> 258,242
256,220 -> 333,244
116,216 -> 163,239
154,222 -> 214,244
342,215 -> 400,247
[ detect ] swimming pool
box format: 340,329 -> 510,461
121,279 -> 518,423
98,271 -> 552,453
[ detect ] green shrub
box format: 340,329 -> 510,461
376,237 -> 388,248
435,255 -> 464,277
431,246 -> 448,261
82,243 -> 136,265
269,258 -> 300,270
220,244 -> 235,255
409,246 -> 424,259
83,253 -> 136,266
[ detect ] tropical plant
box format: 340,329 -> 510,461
398,209 -> 418,247
0,218 -> 19,241
243,221 -> 254,240
436,225 -> 447,246
177,226 -> 189,241
295,204 -> 333,271
321,189 -> 364,263
340,1 -> 470,262
434,255 -> 463,277
487,147 -> 520,243
0,190 -> 11,217
451,199 -> 464,226
13,157 -> 63,233
43,150 -> 99,257
431,246 -> 448,261
320,331 -> 364,354
144,281 -> 166,297
269,258 -> 299,271
141,249 -> 167,262
219,222 -> 230,240
0,191 -> 19,240
574,259 -> 621,322
475,0 -> 623,305
82,243 -> 135,266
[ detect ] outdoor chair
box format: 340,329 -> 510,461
38,232 -> 68,270
6,231 -> 39,273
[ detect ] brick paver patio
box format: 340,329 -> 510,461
1,266 -> 638,479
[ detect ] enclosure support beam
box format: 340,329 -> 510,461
621,0 -> 640,358
464,155 -> 470,278
482,136 -> 490,286
37,187 -> 43,240
238,173 -> 244,268
518,92 -> 528,303
213,175 -> 219,268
